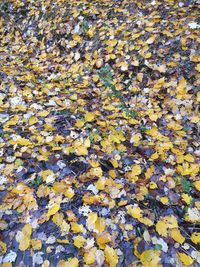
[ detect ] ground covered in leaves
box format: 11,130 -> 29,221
0,0 -> 200,266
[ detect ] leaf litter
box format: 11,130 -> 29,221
0,0 -> 200,266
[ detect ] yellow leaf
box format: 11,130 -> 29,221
22,224 -> 32,236
131,165 -> 142,176
149,113 -> 158,122
104,245 -> 118,267
156,215 -> 178,237
58,258 -> 79,267
70,94 -> 77,101
75,145 -> 88,156
146,36 -> 156,44
165,215 -> 178,228
64,188 -> 75,199
0,241 -> 7,255
195,63 -> 200,72
149,182 -> 157,189
136,73 -> 143,82
177,155 -> 185,164
127,205 -> 142,219
89,167 -> 103,177
31,239 -> 42,250
110,134 -> 121,144
106,39 -> 118,47
87,212 -> 98,227
191,232 -> 200,244
85,112 -> 95,122
87,27 -> 95,38
146,127 -> 158,137
1,263 -> 12,267
75,120 -> 85,128
191,116 -> 200,123
96,232 -> 111,248
171,228 -> 185,244
184,154 -> 194,163
71,223 -> 84,233
83,247 -> 97,264
18,235 -> 30,251
195,201 -> 200,209
156,65 -> 166,73
120,61 -> 128,71
96,177 -> 106,190
16,138 -> 32,146
182,193 -> 192,205
143,52 -> 152,59
140,250 -> 161,267
177,253 -> 194,266
130,133 -> 141,146
73,235 -> 86,248
72,32 -> 82,42
88,159 -> 99,168
145,166 -> 155,179
177,77 -> 187,99
53,182 -> 66,193
95,217 -> 106,234
52,212 -> 64,228
84,138 -> 90,147
47,203 -> 60,217
160,197 -> 169,205
42,170 -> 53,182
108,170 -> 117,179
139,217 -> 153,226
118,200 -> 128,207
29,116 -> 38,125
42,260 -> 50,267
156,220 -> 168,237
151,153 -> 158,162
132,33 -> 142,39
38,110 -> 49,117
132,59 -> 139,66
194,181 -> 200,191
163,30 -> 173,37
191,54 -> 200,62
109,159 -> 118,168
37,184 -> 50,198
54,135 -> 65,143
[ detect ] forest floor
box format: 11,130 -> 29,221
0,0 -> 200,266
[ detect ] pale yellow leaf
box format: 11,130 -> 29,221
104,245 -> 118,267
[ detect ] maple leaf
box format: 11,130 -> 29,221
156,215 -> 178,237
